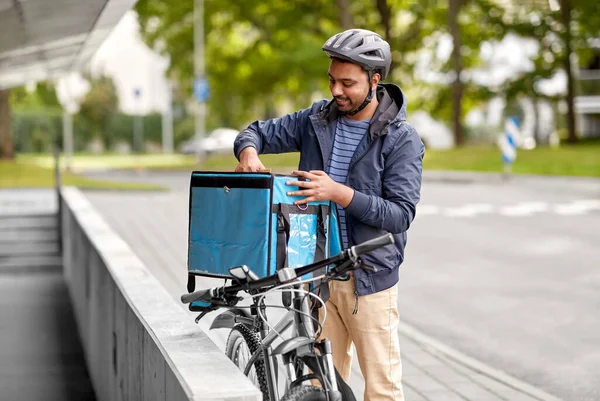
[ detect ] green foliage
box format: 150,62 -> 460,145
502,1 -> 600,100
12,110 -> 62,152
78,74 -> 120,147
10,82 -> 61,111
133,0 -> 600,148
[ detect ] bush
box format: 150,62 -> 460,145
12,110 -> 186,153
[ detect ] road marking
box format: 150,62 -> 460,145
443,203 -> 495,218
554,200 -> 600,215
417,205 -> 441,215
499,202 -> 549,217
416,199 -> 600,218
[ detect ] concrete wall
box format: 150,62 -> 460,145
60,187 -> 261,401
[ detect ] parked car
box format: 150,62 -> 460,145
179,128 -> 240,155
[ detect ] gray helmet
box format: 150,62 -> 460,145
322,29 -> 392,80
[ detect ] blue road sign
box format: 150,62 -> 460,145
500,116 -> 520,164
194,78 -> 210,102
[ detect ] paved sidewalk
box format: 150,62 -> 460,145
82,189 -> 566,401
396,323 -> 562,401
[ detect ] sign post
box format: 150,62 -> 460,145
194,0 -> 207,164
133,87 -> 144,153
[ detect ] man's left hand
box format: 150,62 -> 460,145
286,170 -> 354,208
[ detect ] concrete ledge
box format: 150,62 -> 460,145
60,187 -> 261,401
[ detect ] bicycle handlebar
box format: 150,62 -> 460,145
352,233 -> 395,257
181,233 -> 395,305
181,288 -> 213,304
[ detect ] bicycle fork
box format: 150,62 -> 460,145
315,339 -> 341,400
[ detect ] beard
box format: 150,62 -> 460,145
335,96 -> 354,114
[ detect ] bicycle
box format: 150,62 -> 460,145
181,233 -> 395,401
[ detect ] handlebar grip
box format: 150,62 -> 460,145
181,288 -> 212,304
352,234 -> 395,256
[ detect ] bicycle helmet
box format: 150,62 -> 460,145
322,29 -> 392,115
322,29 -> 391,80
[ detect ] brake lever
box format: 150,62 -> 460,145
360,263 -> 378,273
195,310 -> 212,323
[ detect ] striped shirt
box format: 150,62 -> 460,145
327,116 -> 370,248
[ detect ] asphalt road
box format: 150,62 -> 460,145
397,176 -> 600,401
83,170 -> 600,401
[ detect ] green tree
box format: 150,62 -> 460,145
503,0 -> 600,144
78,74 -> 119,149
10,82 -> 61,111
1,81 -> 63,159
0,89 -> 12,159
134,0 -> 439,129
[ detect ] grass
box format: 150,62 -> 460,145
11,139 -> 600,179
0,160 -> 167,190
198,143 -> 600,178
19,153 -> 199,171
423,141 -> 600,177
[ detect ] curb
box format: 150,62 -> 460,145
397,321 -> 563,401
423,170 -> 600,188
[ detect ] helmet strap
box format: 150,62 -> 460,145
347,70 -> 375,116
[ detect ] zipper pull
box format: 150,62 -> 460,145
352,291 -> 359,315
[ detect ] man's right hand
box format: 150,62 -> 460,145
235,147 -> 266,172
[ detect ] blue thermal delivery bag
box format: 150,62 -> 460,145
186,172 -> 343,298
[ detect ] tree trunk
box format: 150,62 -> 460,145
0,89 -> 14,160
335,0 -> 354,29
533,97 -> 541,146
560,0 -> 578,143
376,0 -> 392,43
449,0 -> 465,146
375,0 -> 394,77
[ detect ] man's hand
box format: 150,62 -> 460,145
235,147 -> 266,172
286,170 -> 354,208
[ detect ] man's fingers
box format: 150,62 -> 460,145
287,188 -> 315,197
294,196 -> 316,205
286,180 -> 307,188
235,164 -> 260,173
292,170 -> 318,180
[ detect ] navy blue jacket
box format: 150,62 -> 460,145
234,83 -> 424,296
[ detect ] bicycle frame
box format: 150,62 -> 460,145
237,283 -> 337,401
183,233 -> 394,401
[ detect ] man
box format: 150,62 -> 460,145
234,29 -> 424,401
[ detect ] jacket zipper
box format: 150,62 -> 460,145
346,135 -> 379,316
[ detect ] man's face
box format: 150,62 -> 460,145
328,59 -> 372,114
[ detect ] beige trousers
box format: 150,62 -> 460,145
318,277 -> 404,401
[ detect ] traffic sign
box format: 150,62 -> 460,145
500,116 -> 520,164
194,78 -> 210,102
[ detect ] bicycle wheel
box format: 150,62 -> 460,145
281,385 -> 327,401
225,324 -> 269,400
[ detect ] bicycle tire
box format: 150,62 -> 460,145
225,324 -> 270,400
281,385 -> 327,401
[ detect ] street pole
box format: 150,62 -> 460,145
162,80 -> 174,153
62,109 -> 73,171
194,0 -> 207,164
61,74 -> 74,172
133,88 -> 144,153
